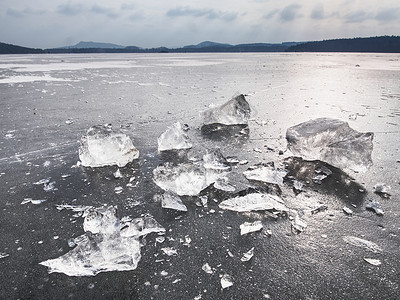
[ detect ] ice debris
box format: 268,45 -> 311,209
203,149 -> 231,172
343,236 -> 382,253
291,213 -> 307,234
286,118 -> 373,172
363,258 -> 381,266
160,192 -> 187,211
221,274 -> 234,289
161,247 -> 178,256
240,221 -> 263,235
219,193 -> 287,213
0,252 -> 10,259
366,201 -> 384,216
21,198 -> 47,205
342,207 -> 353,215
202,263 -> 213,274
241,247 -> 255,262
310,204 -> 328,214
157,121 -> 192,152
40,206 -> 164,276
243,163 -> 288,185
373,183 -> 391,198
79,125 -> 139,168
202,94 -> 250,126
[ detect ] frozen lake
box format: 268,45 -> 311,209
0,53 -> 399,299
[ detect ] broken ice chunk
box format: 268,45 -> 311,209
291,213 -> 307,234
243,163 -> 288,185
373,183 -> 391,198
203,149 -> 231,172
0,252 -> 10,259
343,207 -> 353,215
310,204 -> 328,214
241,247 -> 255,262
363,258 -> 381,266
120,215 -> 165,238
221,274 -> 234,289
161,247 -> 178,256
153,162 -> 208,196
160,192 -> 187,211
286,118 -> 373,172
240,221 -> 263,235
157,121 -> 192,152
40,206 -> 144,276
366,201 -> 384,216
34,177 -> 51,185
43,181 -> 57,192
203,94 -> 250,126
79,125 -> 139,168
113,169 -> 122,179
21,198 -> 47,205
202,263 -> 213,274
219,193 -> 288,213
343,236 -> 382,253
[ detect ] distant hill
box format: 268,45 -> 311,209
60,41 -> 125,49
0,42 -> 43,54
286,36 -> 400,53
183,41 -> 232,49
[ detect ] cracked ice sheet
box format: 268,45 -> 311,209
40,206 -> 165,276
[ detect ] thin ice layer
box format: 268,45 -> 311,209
202,94 -> 251,126
219,193 -> 288,213
157,121 -> 192,152
40,206 -> 164,276
286,118 -> 373,172
79,125 -> 139,168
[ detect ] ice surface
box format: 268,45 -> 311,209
343,236 -> 382,253
202,94 -> 251,126
160,192 -> 187,211
286,118 -> 373,172
157,121 -> 192,152
221,274 -> 234,289
241,247 -> 255,262
153,162 -> 208,196
240,221 -> 263,235
40,206 -> 164,276
79,125 -> 139,168
219,193 -> 288,213
366,201 -> 384,216
243,163 -> 288,185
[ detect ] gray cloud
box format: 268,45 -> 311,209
280,4 -> 301,22
56,3 -> 83,16
311,4 -> 324,20
264,9 -> 279,20
91,5 -> 119,18
344,10 -> 368,23
7,7 -> 46,18
375,8 -> 399,22
166,7 -> 237,21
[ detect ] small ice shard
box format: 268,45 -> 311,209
161,192 -> 187,211
363,258 -> 382,266
240,221 -> 263,235
203,149 -> 231,171
113,169 -> 122,179
241,247 -> 255,262
221,274 -> 234,289
157,121 -> 192,152
343,236 -> 382,253
202,263 -> 213,274
243,163 -> 288,185
310,204 -> 328,214
373,183 -> 391,198
120,214 -> 165,238
114,186 -> 123,194
34,177 -> 51,185
366,201 -> 384,216
153,162 -> 207,196
5,133 -> 15,139
293,180 -> 304,194
312,165 -> 332,184
286,118 -> 374,172
55,204 -> 93,212
219,193 -> 288,213
21,198 -> 47,205
65,119 -> 74,125
0,252 -> 10,259
343,207 -> 353,215
79,125 -> 139,168
40,206 -> 149,276
43,181 -> 57,192
203,94 -> 250,126
161,247 -> 177,256
291,213 -> 307,234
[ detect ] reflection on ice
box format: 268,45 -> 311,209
40,206 -> 165,276
286,118 -> 373,172
79,125 -> 139,168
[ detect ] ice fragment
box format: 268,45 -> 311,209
366,201 -> 384,216
221,274 -> 234,289
373,183 -> 391,198
363,258 -> 381,266
343,207 -> 353,215
286,118 -> 373,172
0,252 -> 10,259
157,121 -> 192,152
243,163 -> 288,185
202,263 -> 213,274
241,247 -> 255,262
240,221 -> 263,235
161,192 -> 187,211
161,247 -> 177,256
79,125 -> 139,168
291,213 -> 307,234
343,236 -> 382,253
113,169 -> 122,179
21,198 -> 47,205
219,193 -> 287,213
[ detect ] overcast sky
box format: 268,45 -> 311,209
1,0 -> 399,48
